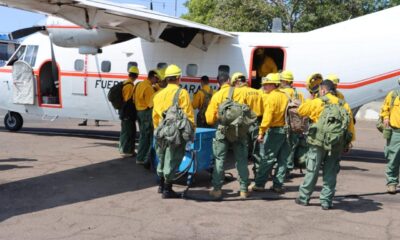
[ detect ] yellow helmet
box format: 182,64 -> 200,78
164,64 -> 182,78
154,68 -> 166,81
306,73 -> 323,94
280,70 -> 294,82
128,65 -> 139,74
262,73 -> 281,85
230,72 -> 245,85
326,74 -> 340,85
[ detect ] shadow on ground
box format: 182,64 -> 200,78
342,149 -> 385,164
0,158 -> 156,222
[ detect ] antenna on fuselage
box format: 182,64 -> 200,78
271,18 -> 282,33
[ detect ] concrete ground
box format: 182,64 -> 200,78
0,111 -> 399,240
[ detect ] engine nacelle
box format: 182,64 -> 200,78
47,27 -> 134,50
43,16 -> 134,52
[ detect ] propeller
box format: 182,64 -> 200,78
8,26 -> 46,40
49,34 -> 59,90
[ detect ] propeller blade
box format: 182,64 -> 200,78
9,26 -> 46,40
49,36 -> 59,90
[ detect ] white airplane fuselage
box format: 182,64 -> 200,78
0,6 -> 400,123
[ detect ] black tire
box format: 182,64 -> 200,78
4,112 -> 23,131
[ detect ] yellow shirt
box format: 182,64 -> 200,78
280,87 -> 305,103
192,85 -> 213,110
258,56 -> 278,77
242,86 -> 263,117
298,93 -> 355,141
122,78 -> 134,102
380,90 -> 400,128
336,90 -> 345,100
134,79 -> 155,110
152,84 -> 195,129
259,89 -> 289,135
205,84 -> 246,126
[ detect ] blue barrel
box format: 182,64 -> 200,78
153,128 -> 216,184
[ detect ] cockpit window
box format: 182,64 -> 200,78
7,45 -> 26,66
7,45 -> 39,67
23,45 -> 39,67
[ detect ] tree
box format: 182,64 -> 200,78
181,0 -> 217,25
183,0 -> 400,32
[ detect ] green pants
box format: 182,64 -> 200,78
249,119 -> 263,176
212,128 -> 249,192
298,145 -> 341,207
119,119 -> 136,154
156,143 -> 186,183
286,133 -> 300,171
255,127 -> 290,188
137,109 -> 153,163
384,131 -> 400,186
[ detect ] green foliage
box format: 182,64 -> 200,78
183,0 -> 400,32
181,0 -> 217,24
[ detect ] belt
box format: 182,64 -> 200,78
392,128 -> 400,133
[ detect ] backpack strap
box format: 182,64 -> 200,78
293,88 -> 299,100
200,89 -> 212,106
390,89 -> 400,109
321,96 -> 330,104
173,87 -> 182,105
228,87 -> 235,100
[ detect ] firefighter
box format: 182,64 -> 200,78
279,70 -> 305,175
380,81 -> 400,194
295,80 -> 355,210
119,66 -> 139,157
306,73 -> 323,98
134,70 -> 159,166
205,73 -> 250,199
152,64 -> 195,198
250,73 -> 290,193
231,72 -> 264,175
192,75 -> 214,127
326,74 -> 345,100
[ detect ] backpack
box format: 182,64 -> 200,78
376,90 -> 399,132
284,88 -> 309,134
154,88 -> 195,148
307,96 -> 351,152
108,81 -> 132,110
217,87 -> 257,142
196,89 -> 213,127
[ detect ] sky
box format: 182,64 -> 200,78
0,0 -> 188,33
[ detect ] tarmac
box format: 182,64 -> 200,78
0,110 -> 399,240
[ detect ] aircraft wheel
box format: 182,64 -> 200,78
4,111 -> 23,131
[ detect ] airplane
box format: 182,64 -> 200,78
0,0 -> 399,132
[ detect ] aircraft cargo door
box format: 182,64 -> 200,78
11,60 -> 35,105
250,47 -> 285,89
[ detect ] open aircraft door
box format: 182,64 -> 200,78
11,60 -> 35,105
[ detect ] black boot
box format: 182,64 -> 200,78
162,183 -> 180,199
157,177 -> 165,194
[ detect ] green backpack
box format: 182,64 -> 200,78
307,96 -> 351,152
154,88 -> 195,148
217,87 -> 257,142
196,89 -> 213,127
108,81 -> 132,110
376,90 -> 399,132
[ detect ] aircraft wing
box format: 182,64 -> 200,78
0,0 -> 233,50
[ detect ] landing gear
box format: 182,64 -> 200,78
4,111 -> 23,131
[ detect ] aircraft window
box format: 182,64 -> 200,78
101,61 -> 111,72
157,62 -> 167,69
23,45 -> 39,67
7,45 -> 26,66
186,64 -> 198,77
74,59 -> 84,71
127,61 -> 138,72
218,65 -> 230,75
